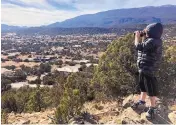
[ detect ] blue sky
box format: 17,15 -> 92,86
1,0 -> 176,26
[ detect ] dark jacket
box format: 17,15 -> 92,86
136,23 -> 163,75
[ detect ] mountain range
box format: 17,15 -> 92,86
2,5 -> 176,35
48,5 -> 176,28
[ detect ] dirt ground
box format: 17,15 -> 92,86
1,61 -> 40,68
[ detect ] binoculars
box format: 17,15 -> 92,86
134,31 -> 146,37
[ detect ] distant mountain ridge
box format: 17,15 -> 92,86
48,5 -> 176,28
2,5 -> 176,34
1,24 -> 27,32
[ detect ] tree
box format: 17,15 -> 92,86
15,69 -> 27,81
65,61 -> 76,66
25,87 -> 43,112
3,65 -> 16,71
50,83 -> 64,107
28,55 -> 32,58
7,56 -> 16,60
92,34 -> 137,97
15,86 -> 32,113
20,65 -> 33,75
39,63 -> 51,73
24,59 -> 29,62
58,60 -> 63,65
43,75 -> 56,85
54,72 -> 91,123
1,76 -> 12,92
156,43 -> 176,97
165,45 -> 176,63
1,91 -> 18,113
1,109 -> 8,124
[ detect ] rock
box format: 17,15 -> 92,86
122,107 -> 140,119
168,111 -> 176,124
18,119 -> 30,124
121,117 -> 141,124
69,116 -> 84,124
122,119 -> 128,124
140,119 -> 146,124
169,104 -> 176,111
30,119 -> 39,124
120,107 -> 141,124
140,113 -> 151,124
122,95 -> 134,108
158,104 -> 168,114
140,110 -> 173,124
94,104 -> 104,110
106,120 -> 116,124
7,108 -> 56,124
113,119 -> 122,124
70,120 -> 84,124
40,119 -> 49,124
69,112 -> 98,124
68,117 -> 76,124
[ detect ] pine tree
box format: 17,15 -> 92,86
92,33 -> 137,97
25,87 -> 42,112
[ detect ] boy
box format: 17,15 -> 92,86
132,23 -> 163,119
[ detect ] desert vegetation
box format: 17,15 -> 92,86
1,33 -> 175,124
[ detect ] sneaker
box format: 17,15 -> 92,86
131,100 -> 146,110
146,107 -> 155,119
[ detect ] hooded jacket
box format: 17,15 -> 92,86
136,23 -> 163,75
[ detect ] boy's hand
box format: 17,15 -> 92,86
134,31 -> 141,46
135,31 -> 141,42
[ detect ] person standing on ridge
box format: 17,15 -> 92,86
131,23 -> 163,119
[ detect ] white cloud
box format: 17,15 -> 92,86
1,0 -> 176,26
1,4 -> 96,26
74,0 -> 176,11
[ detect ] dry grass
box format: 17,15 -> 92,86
1,61 -> 40,68
169,105 -> 176,111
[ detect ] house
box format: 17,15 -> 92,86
57,64 -> 81,73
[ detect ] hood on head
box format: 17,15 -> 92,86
146,23 -> 163,39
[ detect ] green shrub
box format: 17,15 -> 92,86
1,77 -> 12,91
24,59 -> 29,62
1,109 -> 8,124
43,75 -> 56,85
49,84 -> 64,107
54,72 -> 93,123
80,62 -> 86,65
92,34 -> 137,97
65,61 -> 76,66
1,91 -> 18,113
1,86 -> 60,113
39,63 -> 51,73
3,65 -> 16,71
25,89 -> 42,112
157,43 -> 176,97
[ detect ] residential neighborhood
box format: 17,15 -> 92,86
1,33 -> 118,90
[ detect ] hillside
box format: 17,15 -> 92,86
2,24 -> 176,36
1,24 -> 27,32
3,26 -> 144,36
2,33 -> 175,124
48,5 -> 176,28
6,95 -> 176,124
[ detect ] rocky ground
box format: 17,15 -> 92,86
83,94 -> 176,124
7,108 -> 55,124
7,94 -> 176,124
